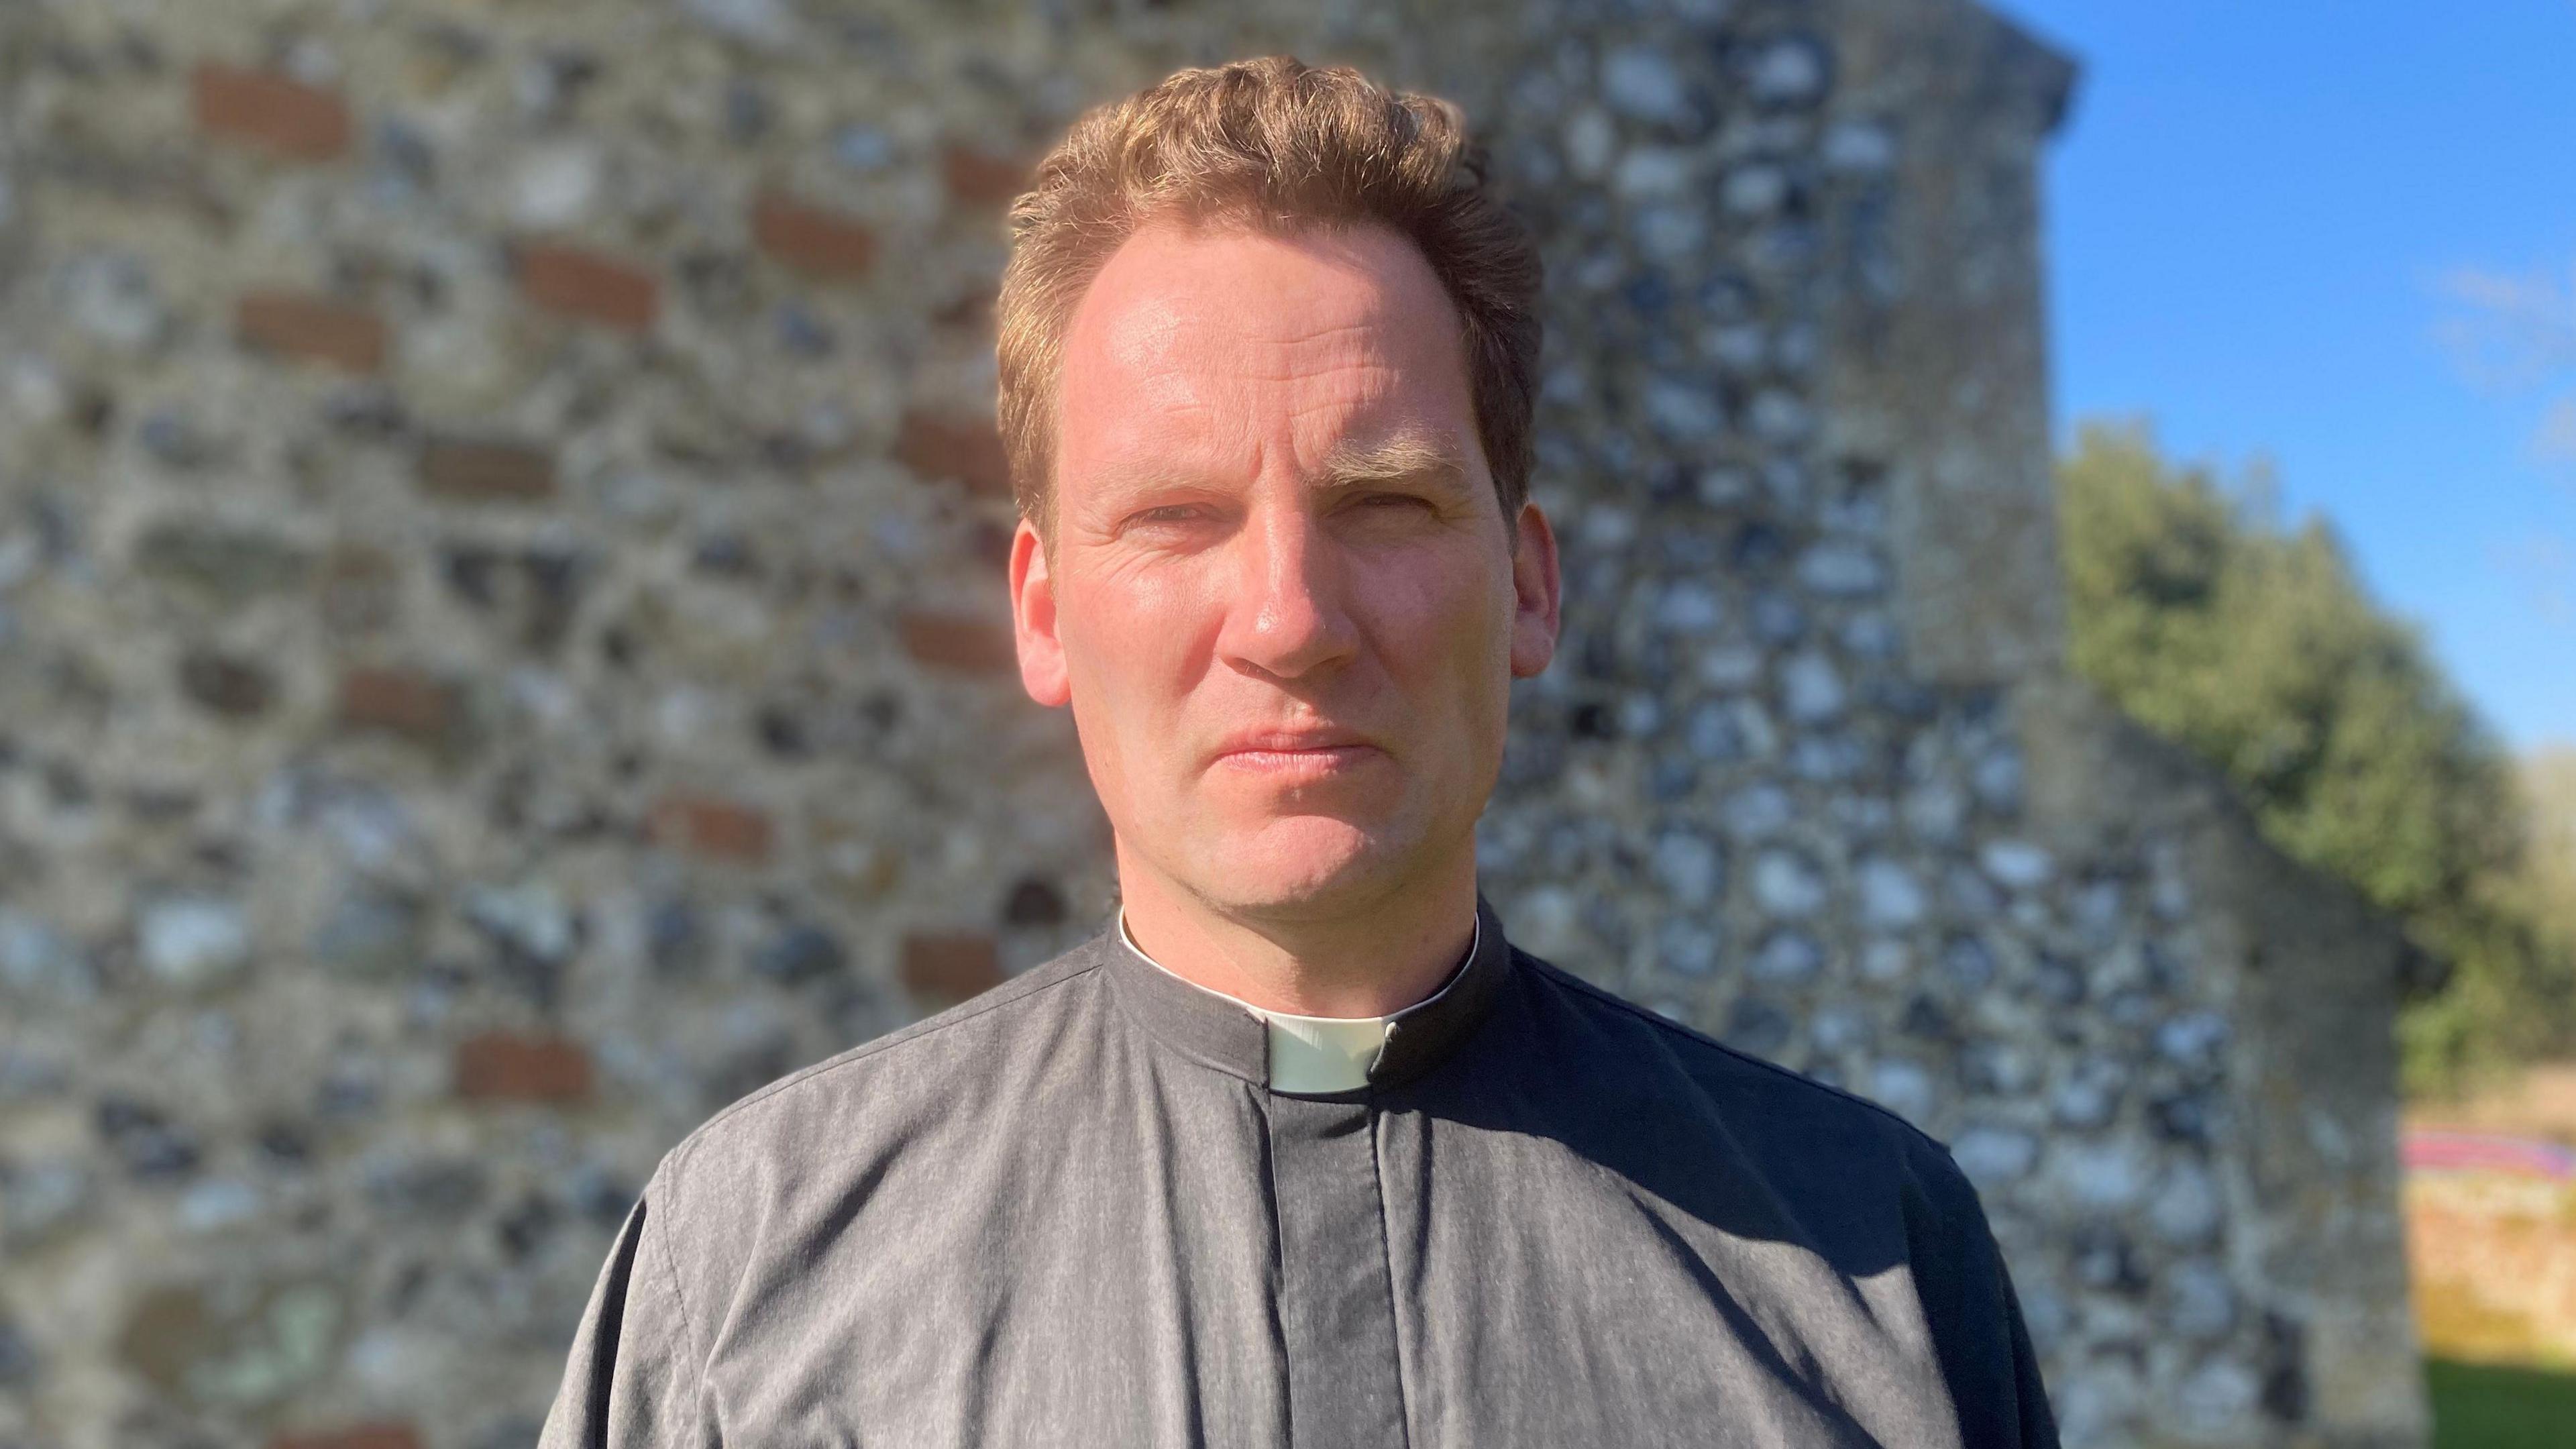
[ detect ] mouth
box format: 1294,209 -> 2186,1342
1210,730 -> 1386,777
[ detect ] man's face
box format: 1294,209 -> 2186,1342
1008,219 -> 1560,922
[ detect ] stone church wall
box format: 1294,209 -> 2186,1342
0,1 -> 2422,1444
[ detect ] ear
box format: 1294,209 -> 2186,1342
1507,499 -> 1561,680
1009,517 -> 1073,707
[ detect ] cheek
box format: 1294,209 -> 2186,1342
1358,545 -> 1515,700
1059,568 -> 1211,706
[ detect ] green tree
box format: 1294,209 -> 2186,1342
2056,417 -> 2573,1095
2506,748 -> 2576,1021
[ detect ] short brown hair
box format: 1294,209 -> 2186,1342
996,56 -> 1543,538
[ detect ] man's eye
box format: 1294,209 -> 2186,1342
1136,505 -> 1204,525
1360,492 -> 1430,511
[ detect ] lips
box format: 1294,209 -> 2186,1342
1209,725 -> 1384,773
1215,727 -> 1371,755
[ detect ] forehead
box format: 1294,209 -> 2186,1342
1054,219 -> 1475,477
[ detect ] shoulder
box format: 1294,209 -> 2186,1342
1513,947 -> 1978,1195
646,936 -> 1112,1204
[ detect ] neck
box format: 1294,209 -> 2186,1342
1112,841 -> 1479,1018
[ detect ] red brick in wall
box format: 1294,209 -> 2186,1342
336,667 -> 464,749
751,191 -> 879,282
649,794 -> 777,863
515,241 -> 659,332
941,145 -> 1028,207
896,410 -> 1012,497
898,612 -> 1017,674
192,64 -> 352,162
454,1032 -> 592,1103
902,932 -> 1004,1006
235,291 -> 386,373
268,1425 -> 425,1449
417,439 -> 557,503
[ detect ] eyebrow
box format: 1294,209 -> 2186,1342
1316,433 -> 1471,490
1089,433 -> 1473,510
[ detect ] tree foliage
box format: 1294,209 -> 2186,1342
2055,418 -> 2575,1095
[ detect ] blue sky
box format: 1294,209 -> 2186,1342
1989,1 -> 2576,753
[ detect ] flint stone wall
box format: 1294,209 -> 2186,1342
0,1 -> 2424,1446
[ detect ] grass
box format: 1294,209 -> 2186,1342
2428,1357 -> 2576,1448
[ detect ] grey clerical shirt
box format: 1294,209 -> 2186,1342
539,892 -> 2059,1447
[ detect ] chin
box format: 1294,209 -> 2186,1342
1191,814 -> 1411,918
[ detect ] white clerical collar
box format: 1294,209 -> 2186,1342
1115,906 -> 1481,1093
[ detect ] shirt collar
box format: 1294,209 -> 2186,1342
1116,906 -> 1481,1093
1099,890 -> 1513,1095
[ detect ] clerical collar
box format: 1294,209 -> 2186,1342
1099,891 -> 1513,1095
1117,906 -> 1481,1092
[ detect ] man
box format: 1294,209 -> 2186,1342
541,56 -> 2058,1448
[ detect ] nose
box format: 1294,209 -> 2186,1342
1215,496 -> 1360,683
